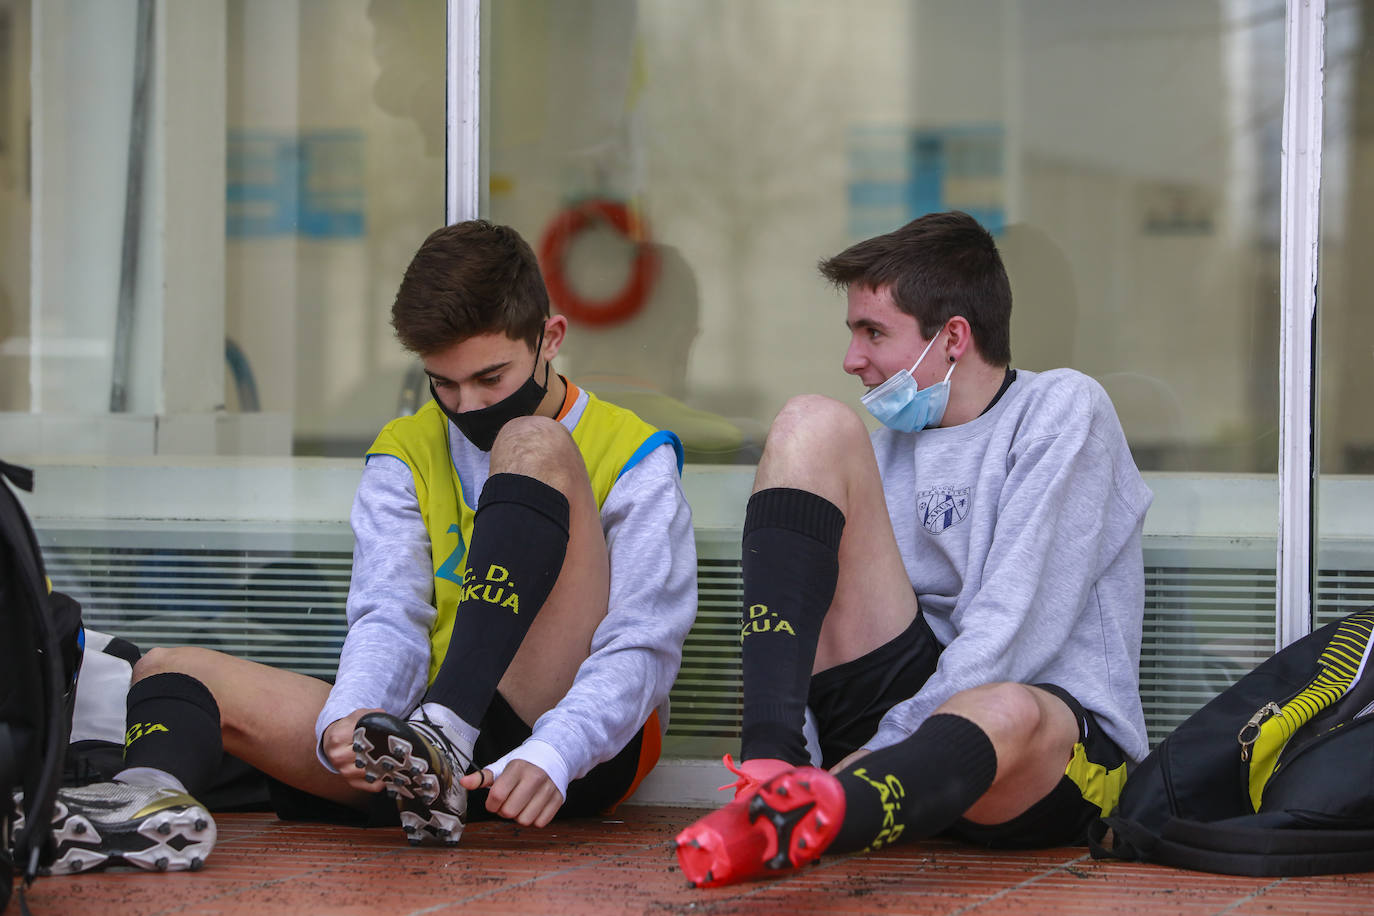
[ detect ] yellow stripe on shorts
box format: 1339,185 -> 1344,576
1065,741 -> 1128,817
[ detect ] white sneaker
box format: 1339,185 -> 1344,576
46,781 -> 215,874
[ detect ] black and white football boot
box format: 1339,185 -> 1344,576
353,709 -> 473,845
45,782 -> 215,874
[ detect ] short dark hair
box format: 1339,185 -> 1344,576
818,211 -> 1012,365
391,220 -> 549,356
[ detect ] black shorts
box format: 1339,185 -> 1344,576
807,614 -> 942,769
808,615 -> 1129,848
269,691 -> 648,827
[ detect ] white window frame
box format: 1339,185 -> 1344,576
446,0 -> 482,224
1278,0 -> 1324,649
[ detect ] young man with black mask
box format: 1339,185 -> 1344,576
44,220 -> 697,870
675,210 -> 1151,887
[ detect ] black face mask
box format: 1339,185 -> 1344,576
430,333 -> 550,452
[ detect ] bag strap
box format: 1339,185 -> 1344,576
1097,814 -> 1374,876
1089,815 -> 1156,864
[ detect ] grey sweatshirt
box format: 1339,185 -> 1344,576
314,388 -> 697,797
868,368 -> 1153,762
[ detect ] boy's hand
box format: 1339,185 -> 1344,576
460,760 -> 564,827
322,708 -> 386,792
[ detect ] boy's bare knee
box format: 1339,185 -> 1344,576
132,645 -> 217,684
490,415 -> 582,490
768,396 -> 869,457
772,395 -> 865,441
939,682 -> 1044,746
939,683 -> 1080,779
132,646 -> 175,682
758,396 -> 874,496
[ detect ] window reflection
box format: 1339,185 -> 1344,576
0,0 -> 1299,472
227,0 -> 445,457
485,0 -> 1288,475
484,0 -> 1291,744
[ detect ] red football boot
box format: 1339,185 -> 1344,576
716,754 -> 794,800
675,763 -> 846,888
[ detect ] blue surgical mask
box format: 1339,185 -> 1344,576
861,332 -> 956,432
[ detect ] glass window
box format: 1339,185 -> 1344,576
228,0 -> 447,457
2,0 -> 444,675
3,0 -> 443,455
485,0 -> 1287,749
0,0 -> 1310,754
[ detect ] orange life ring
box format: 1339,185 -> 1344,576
538,200 -> 658,326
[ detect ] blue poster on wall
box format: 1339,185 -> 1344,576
298,131 -> 365,239
227,129 -> 365,239
227,131 -> 298,237
848,124 -> 1005,239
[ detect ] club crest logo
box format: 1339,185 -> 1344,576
917,486 -> 971,535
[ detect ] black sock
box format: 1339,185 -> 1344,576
122,672 -> 222,797
739,488 -> 845,764
831,714 -> 998,853
424,473 -> 570,724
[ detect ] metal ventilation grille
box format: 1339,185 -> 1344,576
38,525 -> 353,682
41,520 -> 1371,756
1140,565 -> 1276,745
664,555 -> 743,755
1139,564 -> 1374,745
669,547 -> 1297,753
1317,567 -> 1374,628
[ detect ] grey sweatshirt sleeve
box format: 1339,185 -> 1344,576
868,391 -> 1150,753
313,455 -> 436,766
487,443 -> 697,795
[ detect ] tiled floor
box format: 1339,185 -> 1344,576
17,806 -> 1374,916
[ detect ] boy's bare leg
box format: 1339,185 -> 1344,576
488,415 -> 610,725
420,416 -> 613,826
133,647 -> 371,808
934,682 -> 1078,824
676,395 -> 921,883
752,394 -> 920,674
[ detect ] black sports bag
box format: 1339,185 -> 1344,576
1091,606 -> 1374,876
1,461 -> 80,913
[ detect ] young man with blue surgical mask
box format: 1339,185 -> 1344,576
676,210 -> 1152,886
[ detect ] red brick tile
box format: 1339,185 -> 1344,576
16,807 -> 1374,916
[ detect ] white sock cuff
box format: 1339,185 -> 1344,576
416,701 -> 479,759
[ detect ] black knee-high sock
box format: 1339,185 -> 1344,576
739,488 -> 845,764
122,672 -> 222,796
424,473 -> 570,724
830,714 -> 998,853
